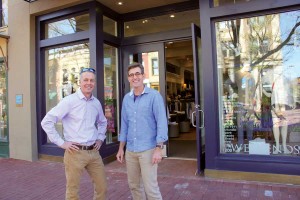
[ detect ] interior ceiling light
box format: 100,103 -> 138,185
117,1 -> 123,5
24,0 -> 38,2
170,14 -> 175,18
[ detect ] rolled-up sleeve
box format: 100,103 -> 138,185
41,99 -> 69,146
119,97 -> 128,142
153,93 -> 168,143
97,104 -> 107,141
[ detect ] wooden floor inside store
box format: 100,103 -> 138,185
168,127 -> 197,159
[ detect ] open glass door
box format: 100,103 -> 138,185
122,43 -> 167,155
191,23 -> 205,173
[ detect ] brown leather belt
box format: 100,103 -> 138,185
75,144 -> 95,150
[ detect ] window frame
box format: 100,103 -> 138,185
200,0 -> 300,175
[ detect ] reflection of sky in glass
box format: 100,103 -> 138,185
104,58 -> 111,65
48,19 -> 76,38
280,11 -> 300,79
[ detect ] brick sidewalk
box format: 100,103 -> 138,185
0,158 -> 299,200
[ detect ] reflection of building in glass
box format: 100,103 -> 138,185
217,12 -> 300,155
142,52 -> 160,91
45,43 -> 90,143
46,43 -> 90,104
0,36 -> 8,143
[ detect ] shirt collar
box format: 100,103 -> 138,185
77,88 -> 95,100
129,86 -> 150,96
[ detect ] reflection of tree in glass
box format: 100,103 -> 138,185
221,14 -> 300,84
220,14 -> 299,98
217,12 -> 300,140
48,14 -> 89,38
48,19 -> 76,38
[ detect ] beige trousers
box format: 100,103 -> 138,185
64,149 -> 107,200
125,149 -> 162,200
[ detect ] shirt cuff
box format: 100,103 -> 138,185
98,134 -> 106,142
56,139 -> 65,147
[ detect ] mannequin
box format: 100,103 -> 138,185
262,74 -> 295,154
272,104 -> 288,154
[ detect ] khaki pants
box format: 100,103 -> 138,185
125,149 -> 162,200
64,149 -> 107,200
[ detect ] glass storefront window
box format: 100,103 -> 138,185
144,52 -> 160,90
213,0 -> 253,7
104,44 -> 119,144
0,39 -> 7,142
45,43 -> 90,141
216,10 -> 300,156
45,13 -> 89,39
152,58 -> 159,76
103,16 -> 117,36
124,9 -> 200,37
129,52 -> 160,91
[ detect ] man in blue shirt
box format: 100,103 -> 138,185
116,62 -> 168,200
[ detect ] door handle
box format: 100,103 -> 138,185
192,111 -> 196,127
191,110 -> 204,128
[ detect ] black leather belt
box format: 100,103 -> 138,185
75,144 -> 95,150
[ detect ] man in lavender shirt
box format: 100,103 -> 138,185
41,68 -> 107,200
116,62 -> 168,200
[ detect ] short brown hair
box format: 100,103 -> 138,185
127,62 -> 144,75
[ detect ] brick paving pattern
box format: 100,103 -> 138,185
0,158 -> 299,200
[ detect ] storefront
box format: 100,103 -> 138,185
35,0 -> 200,162
200,1 -> 300,181
7,0 -> 300,183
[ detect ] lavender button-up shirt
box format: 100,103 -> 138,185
119,86 -> 168,152
41,89 -> 107,147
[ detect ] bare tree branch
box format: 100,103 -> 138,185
251,20 -> 300,67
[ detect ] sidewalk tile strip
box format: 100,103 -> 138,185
0,158 -> 299,200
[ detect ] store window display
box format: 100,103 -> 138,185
262,69 -> 297,154
216,10 -> 300,156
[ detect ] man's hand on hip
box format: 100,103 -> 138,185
94,140 -> 103,151
60,141 -> 79,153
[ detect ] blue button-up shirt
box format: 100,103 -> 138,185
119,86 -> 168,152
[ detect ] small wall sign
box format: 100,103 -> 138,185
16,94 -> 23,107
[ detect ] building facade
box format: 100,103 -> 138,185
2,0 -> 300,183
